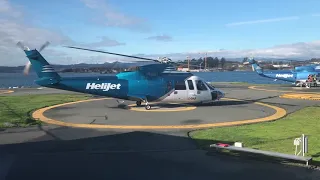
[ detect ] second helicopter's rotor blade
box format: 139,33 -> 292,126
65,46 -> 160,62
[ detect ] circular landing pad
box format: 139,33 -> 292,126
33,98 -> 287,129
280,93 -> 320,101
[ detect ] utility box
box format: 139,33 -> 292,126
234,142 -> 243,147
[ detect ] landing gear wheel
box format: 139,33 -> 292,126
136,101 -> 142,106
145,104 -> 151,110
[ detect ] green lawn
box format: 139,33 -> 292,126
189,106 -> 320,162
0,94 -> 90,128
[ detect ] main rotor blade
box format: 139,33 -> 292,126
65,46 -> 160,62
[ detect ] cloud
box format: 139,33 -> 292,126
80,0 -> 150,32
225,16 -> 300,26
120,40 -> 320,61
146,35 -> 173,42
0,19 -> 75,66
72,36 -> 125,48
0,0 -> 22,18
0,0 -> 128,66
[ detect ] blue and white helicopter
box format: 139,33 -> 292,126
246,57 -> 320,87
19,41 -> 225,110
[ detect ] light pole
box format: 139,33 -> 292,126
187,56 -> 190,71
205,52 -> 207,70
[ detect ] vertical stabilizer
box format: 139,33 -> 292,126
17,41 -> 60,80
248,58 -> 263,74
23,49 -> 61,79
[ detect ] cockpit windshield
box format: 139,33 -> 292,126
205,82 -> 215,90
195,80 -> 208,90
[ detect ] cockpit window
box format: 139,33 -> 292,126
205,82 -> 215,90
195,80 -> 207,91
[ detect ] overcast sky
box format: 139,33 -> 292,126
1,0 -> 320,66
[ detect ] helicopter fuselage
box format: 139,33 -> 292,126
21,46 -> 225,110
36,71 -> 224,104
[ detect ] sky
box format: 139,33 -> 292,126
2,0 -> 320,66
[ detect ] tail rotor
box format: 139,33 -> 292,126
23,61 -> 31,75
39,41 -> 50,52
17,41 -> 50,75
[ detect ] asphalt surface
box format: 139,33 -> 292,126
0,84 -> 320,180
43,98 -> 275,126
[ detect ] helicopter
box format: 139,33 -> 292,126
246,57 -> 320,87
18,41 -> 225,110
294,64 -> 320,72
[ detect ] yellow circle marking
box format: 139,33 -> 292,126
128,102 -> 196,112
32,97 -> 287,130
248,86 -> 320,100
248,86 -> 294,93
280,93 -> 320,101
0,90 -> 14,95
248,85 -> 320,94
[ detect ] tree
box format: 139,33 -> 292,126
213,57 -> 219,67
206,57 -> 214,68
220,57 -> 226,69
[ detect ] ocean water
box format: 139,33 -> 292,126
0,71 -> 291,88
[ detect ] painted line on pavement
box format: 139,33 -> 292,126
248,86 -> 320,100
248,86 -> 294,93
0,90 -> 14,95
280,93 -> 320,101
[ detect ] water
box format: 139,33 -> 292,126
0,71 -> 291,88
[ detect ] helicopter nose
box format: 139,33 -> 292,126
211,90 -> 225,100
217,90 -> 225,99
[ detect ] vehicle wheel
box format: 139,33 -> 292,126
136,101 -> 142,106
145,105 -> 151,110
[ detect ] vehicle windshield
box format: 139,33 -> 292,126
205,82 -> 215,90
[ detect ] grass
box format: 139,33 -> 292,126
189,106 -> 320,163
0,94 -> 91,128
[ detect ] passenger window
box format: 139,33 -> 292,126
175,81 -> 186,90
187,80 -> 194,90
196,80 -> 207,91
